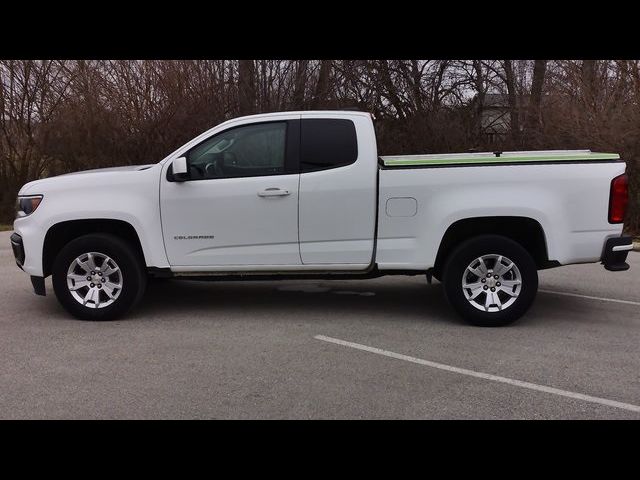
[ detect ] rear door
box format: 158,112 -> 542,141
298,113 -> 378,265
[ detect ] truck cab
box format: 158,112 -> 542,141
160,111 -> 378,270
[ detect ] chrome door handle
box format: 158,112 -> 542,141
257,188 -> 291,197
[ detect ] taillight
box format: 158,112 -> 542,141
608,174 -> 628,223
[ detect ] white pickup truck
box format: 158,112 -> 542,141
10,110 -> 632,326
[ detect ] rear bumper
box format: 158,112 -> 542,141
601,236 -> 633,271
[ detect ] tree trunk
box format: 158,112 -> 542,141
311,60 -> 332,109
525,60 -> 547,139
291,60 -> 309,109
503,60 -> 520,145
581,60 -> 597,110
378,61 -> 406,118
472,60 -> 486,140
238,60 -> 256,115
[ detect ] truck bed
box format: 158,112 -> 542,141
376,155 -> 626,270
380,150 -> 620,168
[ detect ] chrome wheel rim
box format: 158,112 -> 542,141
66,252 -> 123,309
462,254 -> 522,312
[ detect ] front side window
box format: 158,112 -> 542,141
187,122 -> 287,180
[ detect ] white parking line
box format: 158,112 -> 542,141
539,289 -> 640,306
314,335 -> 640,414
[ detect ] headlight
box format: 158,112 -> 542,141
16,195 -> 43,218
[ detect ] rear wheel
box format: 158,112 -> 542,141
52,233 -> 146,320
442,235 -> 538,327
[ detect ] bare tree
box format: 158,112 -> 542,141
0,59 -> 638,231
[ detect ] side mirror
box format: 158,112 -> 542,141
172,156 -> 189,182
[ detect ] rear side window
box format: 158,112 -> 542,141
300,119 -> 358,172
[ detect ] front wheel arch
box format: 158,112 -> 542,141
43,219 -> 146,277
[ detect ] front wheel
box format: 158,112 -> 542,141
442,235 -> 538,327
52,233 -> 147,320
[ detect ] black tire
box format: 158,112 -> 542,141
442,234 -> 538,327
52,233 -> 147,320
148,276 -> 173,284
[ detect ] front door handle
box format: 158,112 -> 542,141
257,188 -> 291,197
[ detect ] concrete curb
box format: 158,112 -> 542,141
634,240 -> 640,252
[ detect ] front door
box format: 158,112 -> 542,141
160,120 -> 301,267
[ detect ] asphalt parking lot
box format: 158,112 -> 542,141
1,230 -> 639,419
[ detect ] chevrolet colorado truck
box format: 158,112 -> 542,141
10,110 -> 633,326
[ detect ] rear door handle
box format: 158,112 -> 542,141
257,188 -> 291,197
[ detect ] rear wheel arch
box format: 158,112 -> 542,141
433,216 -> 551,280
43,219 -> 146,277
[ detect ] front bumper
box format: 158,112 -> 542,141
601,236 -> 633,271
10,232 -> 25,269
10,231 -> 46,296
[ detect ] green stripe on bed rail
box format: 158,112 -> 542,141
382,153 -> 620,167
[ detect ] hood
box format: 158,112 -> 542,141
18,164 -> 156,196
59,165 -> 154,176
